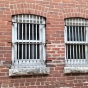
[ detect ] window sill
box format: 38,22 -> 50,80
64,67 -> 88,74
9,67 -> 50,76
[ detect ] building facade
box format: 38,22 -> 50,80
0,0 -> 88,88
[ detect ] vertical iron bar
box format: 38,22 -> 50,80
36,16 -> 37,59
32,15 -> 34,59
29,15 -> 30,60
25,23 -> 27,59
22,15 -> 23,60
18,15 -> 19,61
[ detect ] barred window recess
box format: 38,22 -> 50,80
65,18 -> 88,67
12,15 -> 46,68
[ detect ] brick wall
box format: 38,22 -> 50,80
0,0 -> 88,88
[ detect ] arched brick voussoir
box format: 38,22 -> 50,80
62,8 -> 88,19
10,3 -> 49,17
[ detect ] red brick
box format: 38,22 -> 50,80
1,68 -> 8,72
0,0 -> 87,88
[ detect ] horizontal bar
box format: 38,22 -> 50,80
8,42 -> 51,44
9,21 -> 46,25
65,42 -> 88,44
64,25 -> 87,26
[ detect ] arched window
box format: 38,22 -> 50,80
64,18 -> 88,67
12,14 -> 46,68
9,14 -> 50,76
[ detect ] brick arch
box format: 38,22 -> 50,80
10,2 -> 49,18
63,7 -> 88,19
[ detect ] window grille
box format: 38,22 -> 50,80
12,14 -> 46,68
65,18 -> 88,67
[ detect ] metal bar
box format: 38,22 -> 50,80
36,16 -> 37,59
32,15 -> 34,59
29,15 -> 30,59
32,15 -> 34,40
70,45 -> 71,59
8,42 -> 51,44
81,26 -> 83,41
18,15 -> 19,60
25,17 -> 27,59
73,44 -> 74,59
81,20 -> 83,41
64,25 -> 86,26
39,16 -> 41,60
68,25 -> 70,41
79,45 -> 80,59
22,15 -> 23,60
11,21 -> 46,25
65,42 -> 88,44
25,23 -> 27,59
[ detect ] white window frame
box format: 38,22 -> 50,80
64,18 -> 88,67
12,14 -> 46,68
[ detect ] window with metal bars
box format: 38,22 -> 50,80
65,18 -> 88,67
12,14 -> 46,68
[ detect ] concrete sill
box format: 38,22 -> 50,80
64,67 -> 88,74
9,67 -> 50,76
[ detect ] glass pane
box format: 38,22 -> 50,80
71,45 -> 73,59
17,44 -> 30,59
82,26 -> 85,41
23,24 -> 25,40
37,44 -> 40,59
34,24 -> 36,40
66,44 -> 85,59
30,44 -> 40,59
17,44 -> 18,59
27,44 -> 29,59
83,45 -> 85,59
17,23 -> 40,40
67,26 -> 86,41
30,44 -> 32,59
30,24 -> 32,40
17,23 -> 22,40
70,26 -> 72,41
27,24 -> 29,40
67,45 -> 70,59
34,44 -> 36,59
30,24 -> 39,40
23,44 -> 25,59
18,44 -> 22,59
67,26 -> 69,41
37,25 -> 39,40
76,26 -> 78,41
30,44 -> 35,59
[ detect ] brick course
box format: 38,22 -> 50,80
0,0 -> 88,88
